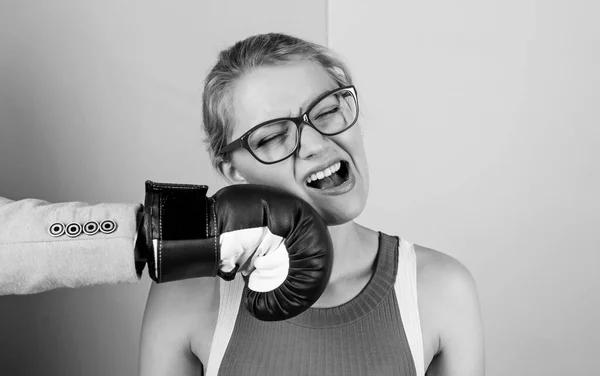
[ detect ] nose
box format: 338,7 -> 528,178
296,123 -> 328,160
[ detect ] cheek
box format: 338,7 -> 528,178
239,162 -> 312,203
339,127 -> 368,164
239,160 -> 296,189
342,128 -> 370,188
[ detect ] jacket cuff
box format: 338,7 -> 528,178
0,199 -> 142,295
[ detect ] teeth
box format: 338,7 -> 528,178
306,162 -> 342,184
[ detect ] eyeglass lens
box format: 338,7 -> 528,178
247,88 -> 357,163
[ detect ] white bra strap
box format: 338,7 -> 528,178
395,238 -> 425,376
205,275 -> 244,376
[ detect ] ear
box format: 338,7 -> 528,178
218,160 -> 247,184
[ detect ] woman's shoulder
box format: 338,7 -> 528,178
142,276 -> 220,363
412,243 -> 481,362
412,244 -> 473,281
412,243 -> 478,308
145,275 -> 220,315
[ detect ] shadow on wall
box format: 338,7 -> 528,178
0,282 -> 151,375
0,47 -> 152,376
0,49 -> 64,200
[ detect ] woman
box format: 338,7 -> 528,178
139,33 -> 484,376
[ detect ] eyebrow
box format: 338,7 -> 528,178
298,86 -> 338,115
260,86 -> 339,124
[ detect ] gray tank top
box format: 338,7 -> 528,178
215,232 -> 417,376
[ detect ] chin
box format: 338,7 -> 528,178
303,178 -> 369,227
316,193 -> 367,226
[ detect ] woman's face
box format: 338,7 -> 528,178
225,60 -> 369,225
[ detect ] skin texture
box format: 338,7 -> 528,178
139,60 -> 485,376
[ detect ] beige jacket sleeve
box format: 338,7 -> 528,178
0,197 -> 143,295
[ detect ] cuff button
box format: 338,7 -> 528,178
48,223 -> 65,237
66,223 -> 83,238
100,219 -> 117,234
83,221 -> 100,235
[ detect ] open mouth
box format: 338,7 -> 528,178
306,160 -> 350,190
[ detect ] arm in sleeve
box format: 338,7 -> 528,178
0,196 -> 144,295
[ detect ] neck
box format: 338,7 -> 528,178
326,221 -> 379,285
310,221 -> 379,308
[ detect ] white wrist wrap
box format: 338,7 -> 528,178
219,226 -> 290,293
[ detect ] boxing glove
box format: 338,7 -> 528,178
142,181 -> 333,321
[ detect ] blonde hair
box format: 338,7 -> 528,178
202,33 -> 353,172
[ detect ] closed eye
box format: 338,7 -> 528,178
256,133 -> 287,148
314,106 -> 340,120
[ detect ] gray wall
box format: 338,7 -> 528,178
330,1 -> 600,375
0,1 -> 325,375
1,1 -> 598,375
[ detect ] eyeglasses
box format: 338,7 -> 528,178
219,85 -> 359,164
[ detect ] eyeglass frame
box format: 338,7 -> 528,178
218,85 -> 359,165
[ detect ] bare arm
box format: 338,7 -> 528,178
418,247 -> 485,376
139,277 -> 219,376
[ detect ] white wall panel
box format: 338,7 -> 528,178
329,1 -> 600,375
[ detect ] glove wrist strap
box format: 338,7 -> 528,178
144,181 -> 220,283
